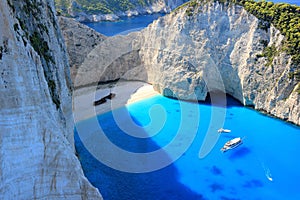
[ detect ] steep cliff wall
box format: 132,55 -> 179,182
73,32 -> 142,88
58,16 -> 106,80
62,1 -> 299,125
137,1 -> 299,124
0,0 -> 101,199
137,1 -> 300,124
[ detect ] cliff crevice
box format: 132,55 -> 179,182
0,0 -> 102,199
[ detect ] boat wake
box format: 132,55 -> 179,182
262,162 -> 273,182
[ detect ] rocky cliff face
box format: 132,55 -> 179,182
137,1 -> 300,126
58,16 -> 106,80
0,0 -> 101,199
73,32 -> 142,87
63,1 -> 299,125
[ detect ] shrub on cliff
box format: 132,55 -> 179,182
55,0 -> 169,15
230,0 -> 300,65
177,0 -> 300,71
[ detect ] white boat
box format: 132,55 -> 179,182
218,128 -> 231,133
220,137 -> 242,152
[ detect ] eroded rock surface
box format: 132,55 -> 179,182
58,16 -> 106,80
61,1 -> 299,125
0,0 -> 102,199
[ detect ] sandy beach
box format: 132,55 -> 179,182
73,81 -> 159,122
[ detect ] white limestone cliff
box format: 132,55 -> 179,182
58,16 -> 106,80
137,2 -> 300,125
61,1 -> 299,125
0,0 -> 102,199
73,32 -> 142,88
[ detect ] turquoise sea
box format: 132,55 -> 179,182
75,94 -> 300,200
77,1 -> 300,199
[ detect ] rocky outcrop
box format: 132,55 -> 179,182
138,1 -> 300,124
73,32 -> 142,87
58,16 -> 106,80
57,0 -> 189,22
62,1 -> 299,125
0,0 -> 101,199
141,2 -> 300,125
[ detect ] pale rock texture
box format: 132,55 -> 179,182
58,16 -> 106,80
61,1 -> 299,125
58,17 -> 142,87
0,0 -> 101,199
138,1 -> 300,124
73,33 -> 141,88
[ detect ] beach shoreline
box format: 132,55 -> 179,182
73,81 -> 159,123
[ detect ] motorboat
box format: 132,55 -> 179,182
220,137 -> 242,152
218,128 -> 231,133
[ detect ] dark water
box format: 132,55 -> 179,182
82,13 -> 164,36
77,1 -> 300,199
75,95 -> 300,200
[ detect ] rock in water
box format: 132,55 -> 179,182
0,0 -> 101,199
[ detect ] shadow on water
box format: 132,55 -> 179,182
74,88 -> 300,200
74,110 -> 205,200
211,165 -> 223,176
228,147 -> 251,160
242,179 -> 264,188
74,132 -> 205,200
201,91 -> 243,108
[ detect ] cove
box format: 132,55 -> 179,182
82,13 -> 164,36
80,0 -> 300,37
75,94 -> 300,200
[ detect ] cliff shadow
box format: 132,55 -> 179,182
74,109 -> 206,200
202,91 -> 243,108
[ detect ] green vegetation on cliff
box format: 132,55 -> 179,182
8,0 -> 62,109
178,0 -> 300,77
233,0 -> 300,85
55,0 -> 159,15
234,0 -> 300,66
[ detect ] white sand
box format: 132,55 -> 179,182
73,81 -> 159,122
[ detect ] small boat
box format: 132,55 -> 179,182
93,93 -> 116,106
220,137 -> 242,152
218,128 -> 231,133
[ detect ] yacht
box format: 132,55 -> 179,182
220,137 -> 242,152
218,128 -> 231,133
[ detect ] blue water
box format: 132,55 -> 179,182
77,1 -> 300,199
75,95 -> 300,200
82,13 -> 164,36
268,0 -> 300,5
82,1 -> 299,37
